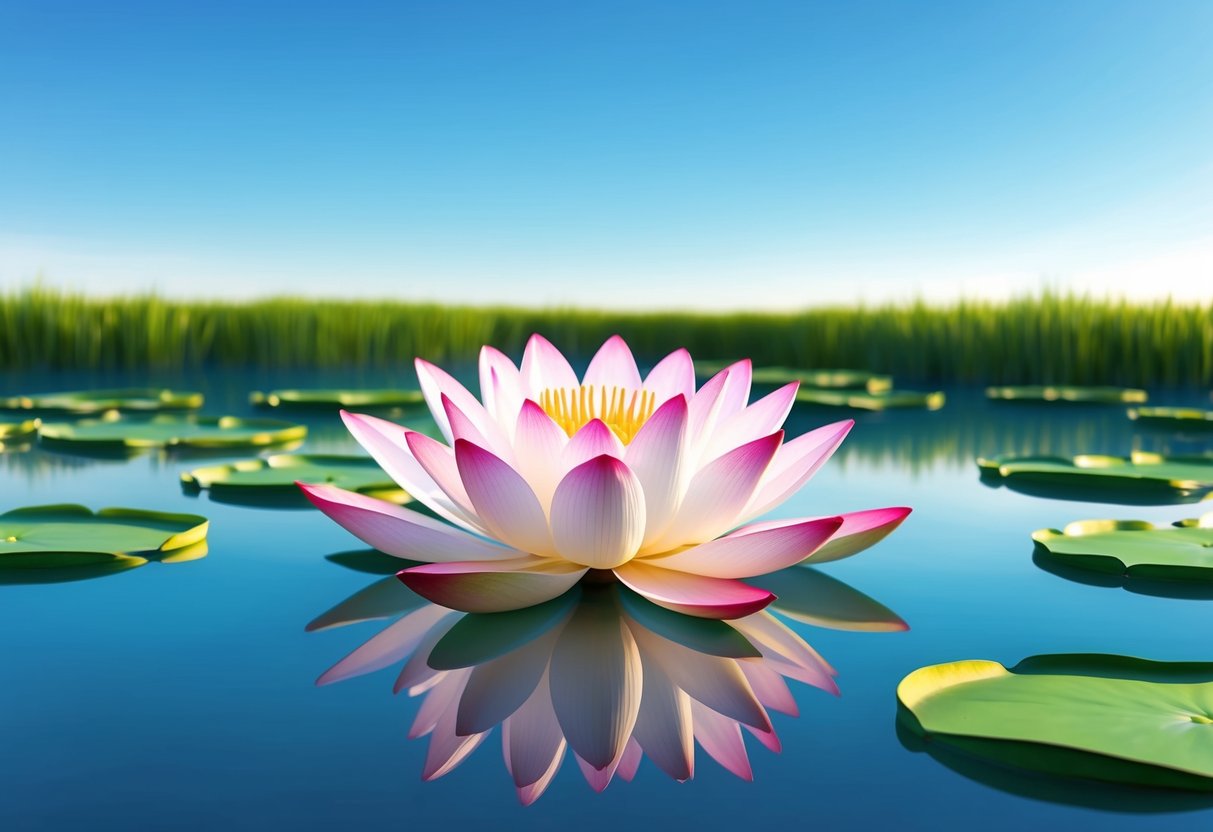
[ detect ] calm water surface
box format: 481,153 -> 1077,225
3,367 -> 1212,830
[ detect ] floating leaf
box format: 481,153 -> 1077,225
1,388 -> 203,414
795,388 -> 945,411
693,362 -> 892,393
1032,514 -> 1213,582
0,419 -> 39,451
0,504 -> 208,571
898,654 -> 1213,791
39,413 -> 306,455
978,452 -> 1213,504
181,454 -> 410,505
1129,407 -> 1213,432
986,385 -> 1148,404
249,388 -> 426,410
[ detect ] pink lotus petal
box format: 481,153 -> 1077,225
629,632 -> 694,781
423,683 -> 488,780
716,359 -> 753,421
550,455 -> 646,569
455,625 -> 560,735
691,699 -> 752,781
583,334 -> 643,391
575,752 -> 621,793
613,561 -> 775,619
409,668 -> 467,738
642,348 -> 696,405
339,411 -> 485,533
520,333 -> 579,398
316,604 -> 454,686
503,667 -> 567,789
739,419 -> 853,523
549,600 -> 642,769
562,418 -> 625,471
299,483 -> 516,563
395,613 -> 462,695
516,749 -> 564,806
744,723 -> 782,753
806,506 -> 912,564
415,357 -> 497,446
404,431 -> 476,516
707,382 -> 798,459
644,431 -> 782,552
625,395 -> 689,548
617,737 -> 644,782
397,558 -> 587,614
643,515 -> 843,579
455,439 -> 554,555
686,369 -> 731,446
479,345 -> 524,427
731,613 -> 839,694
740,661 -> 799,716
442,394 -> 515,464
512,399 -> 568,508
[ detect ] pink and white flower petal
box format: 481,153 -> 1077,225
716,359 -> 753,420
455,627 -> 557,735
730,612 -> 838,694
397,557 -> 587,614
803,506 -> 912,564
643,431 -> 782,552
550,455 -> 646,569
583,334 -> 643,391
503,667 -> 567,789
455,439 -> 555,555
404,431 -> 477,516
410,668 -> 469,738
686,369 -> 732,449
512,400 -> 568,510
520,333 -> 580,398
642,348 -> 696,405
516,749 -> 565,806
442,394 -> 515,464
616,737 -> 644,782
630,646 -> 694,781
395,614 -> 462,695
740,661 -> 799,716
479,345 -> 524,430
298,483 -> 515,562
561,418 -> 625,472
423,685 -> 488,780
315,604 -> 455,686
690,700 -> 753,781
613,561 -> 775,619
738,419 -> 854,523
643,515 -> 843,579
744,723 -> 782,753
625,395 -> 689,548
705,382 -> 798,460
415,357 -> 498,446
575,752 -> 622,793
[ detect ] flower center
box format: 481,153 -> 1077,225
539,385 -> 656,444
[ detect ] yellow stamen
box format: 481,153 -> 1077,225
539,385 -> 657,444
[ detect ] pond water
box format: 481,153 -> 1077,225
2,366 -> 1212,831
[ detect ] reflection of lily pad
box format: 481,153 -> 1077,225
249,388 -> 426,410
986,385 -> 1148,404
978,452 -> 1213,504
795,388 -> 945,411
898,654 -> 1213,791
1,388 -> 203,414
181,454 -> 410,505
0,504 -> 208,570
1129,407 -> 1213,431
0,419 -> 40,451
39,413 -> 307,454
1032,514 -> 1213,582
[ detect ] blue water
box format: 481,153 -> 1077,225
3,370 -> 1212,831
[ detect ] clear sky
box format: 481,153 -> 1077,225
1,0 -> 1210,310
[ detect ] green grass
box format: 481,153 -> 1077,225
2,286 -> 1211,386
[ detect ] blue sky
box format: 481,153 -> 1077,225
1,0 -> 1210,309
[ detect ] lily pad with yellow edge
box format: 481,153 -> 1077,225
38,413 -> 307,455
0,419 -> 40,451
249,388 -> 426,410
1032,514 -> 1213,582
0,387 -> 204,414
986,385 -> 1148,404
1129,407 -> 1213,432
977,452 -> 1213,504
181,454 -> 410,506
795,388 -> 945,411
897,654 -> 1213,792
0,504 -> 208,576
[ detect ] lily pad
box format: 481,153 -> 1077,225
978,452 -> 1213,504
181,454 -> 410,505
38,413 -> 307,454
1129,407 -> 1213,431
693,362 -> 893,393
795,388 -> 945,411
1032,514 -> 1213,582
249,388 -> 426,410
0,388 -> 203,414
898,654 -> 1213,791
0,504 -> 208,570
0,419 -> 40,451
986,385 -> 1148,404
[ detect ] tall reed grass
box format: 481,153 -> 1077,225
2,286 -> 1210,385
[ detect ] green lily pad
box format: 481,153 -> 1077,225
795,388 -> 945,411
1,388 -> 203,414
0,419 -> 40,451
693,362 -> 893,393
986,385 -> 1148,404
1032,514 -> 1213,582
0,504 -> 208,570
181,454 -> 410,505
249,388 -> 426,410
38,413 -> 307,454
978,452 -> 1213,504
898,654 -> 1213,791
1129,407 -> 1213,431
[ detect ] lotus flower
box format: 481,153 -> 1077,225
301,334 -> 909,619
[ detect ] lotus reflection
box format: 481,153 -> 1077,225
310,556 -> 905,803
